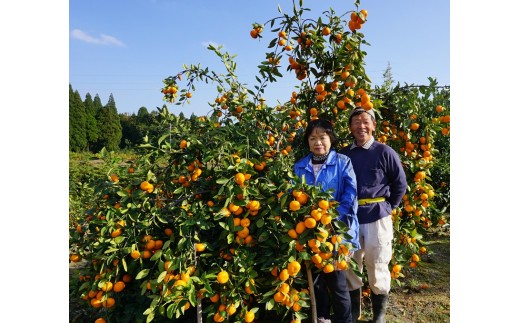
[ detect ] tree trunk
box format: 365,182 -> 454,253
305,261 -> 318,323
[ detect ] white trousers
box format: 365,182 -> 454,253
346,215 -> 393,295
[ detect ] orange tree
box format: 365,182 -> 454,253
371,80 -> 450,280
69,0 -> 450,322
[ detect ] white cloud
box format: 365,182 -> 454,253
70,29 -> 125,47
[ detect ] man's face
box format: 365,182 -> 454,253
349,112 -> 376,145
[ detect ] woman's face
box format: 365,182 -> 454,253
307,127 -> 331,156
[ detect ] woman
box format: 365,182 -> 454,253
293,118 -> 359,323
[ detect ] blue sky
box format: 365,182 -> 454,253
69,0 -> 450,116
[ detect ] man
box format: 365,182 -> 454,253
339,108 -> 407,323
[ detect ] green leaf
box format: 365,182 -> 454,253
150,250 -> 162,261
157,134 -> 169,145
136,269 -> 150,280
216,178 -> 230,185
157,271 -> 167,283
122,257 -> 128,271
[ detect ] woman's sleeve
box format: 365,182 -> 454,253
336,158 -> 360,250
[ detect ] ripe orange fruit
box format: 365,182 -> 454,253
130,250 -> 141,260
310,209 -> 322,221
289,200 -> 301,211
320,213 -> 332,225
101,281 -> 113,292
228,202 -> 240,213
111,228 -> 123,238
226,304 -> 237,315
237,227 -> 249,238
245,284 -> 254,295
295,222 -> 306,234
287,261 -> 301,276
278,282 -> 290,295
102,297 -> 115,308
254,162 -> 266,171
244,311 -> 255,323
410,123 -> 420,131
210,293 -> 220,303
315,83 -> 325,93
274,291 -> 285,303
279,268 -> 290,281
213,312 -> 225,322
331,235 -> 342,244
304,217 -> 317,229
70,254 -> 81,262
145,239 -> 156,250
95,318 -> 106,323
140,181 -> 154,193
195,243 -> 206,252
164,228 -> 173,236
420,246 -> 427,254
323,263 -> 335,273
296,192 -> 308,205
248,200 -> 260,211
234,173 -> 246,185
113,281 -> 125,292
90,297 -> 102,308
318,200 -> 330,210
292,190 -> 303,199
436,105 -> 444,113
311,253 -> 322,264
179,139 -> 188,149
122,274 -> 132,283
316,229 -> 329,242
392,264 -> 402,273
322,26 -> 331,36
288,229 -> 298,239
412,254 -> 420,262
250,29 -> 258,38
336,259 -> 348,270
217,270 -> 229,284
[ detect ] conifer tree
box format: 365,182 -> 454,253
84,93 -> 100,151
69,84 -> 87,152
93,94 -> 103,115
96,93 -> 122,151
119,112 -> 142,149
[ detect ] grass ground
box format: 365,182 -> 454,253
70,227 -> 449,322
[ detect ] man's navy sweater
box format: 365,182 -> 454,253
339,141 -> 407,224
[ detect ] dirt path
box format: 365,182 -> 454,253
384,229 -> 450,323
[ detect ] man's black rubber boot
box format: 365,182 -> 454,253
371,292 -> 389,323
